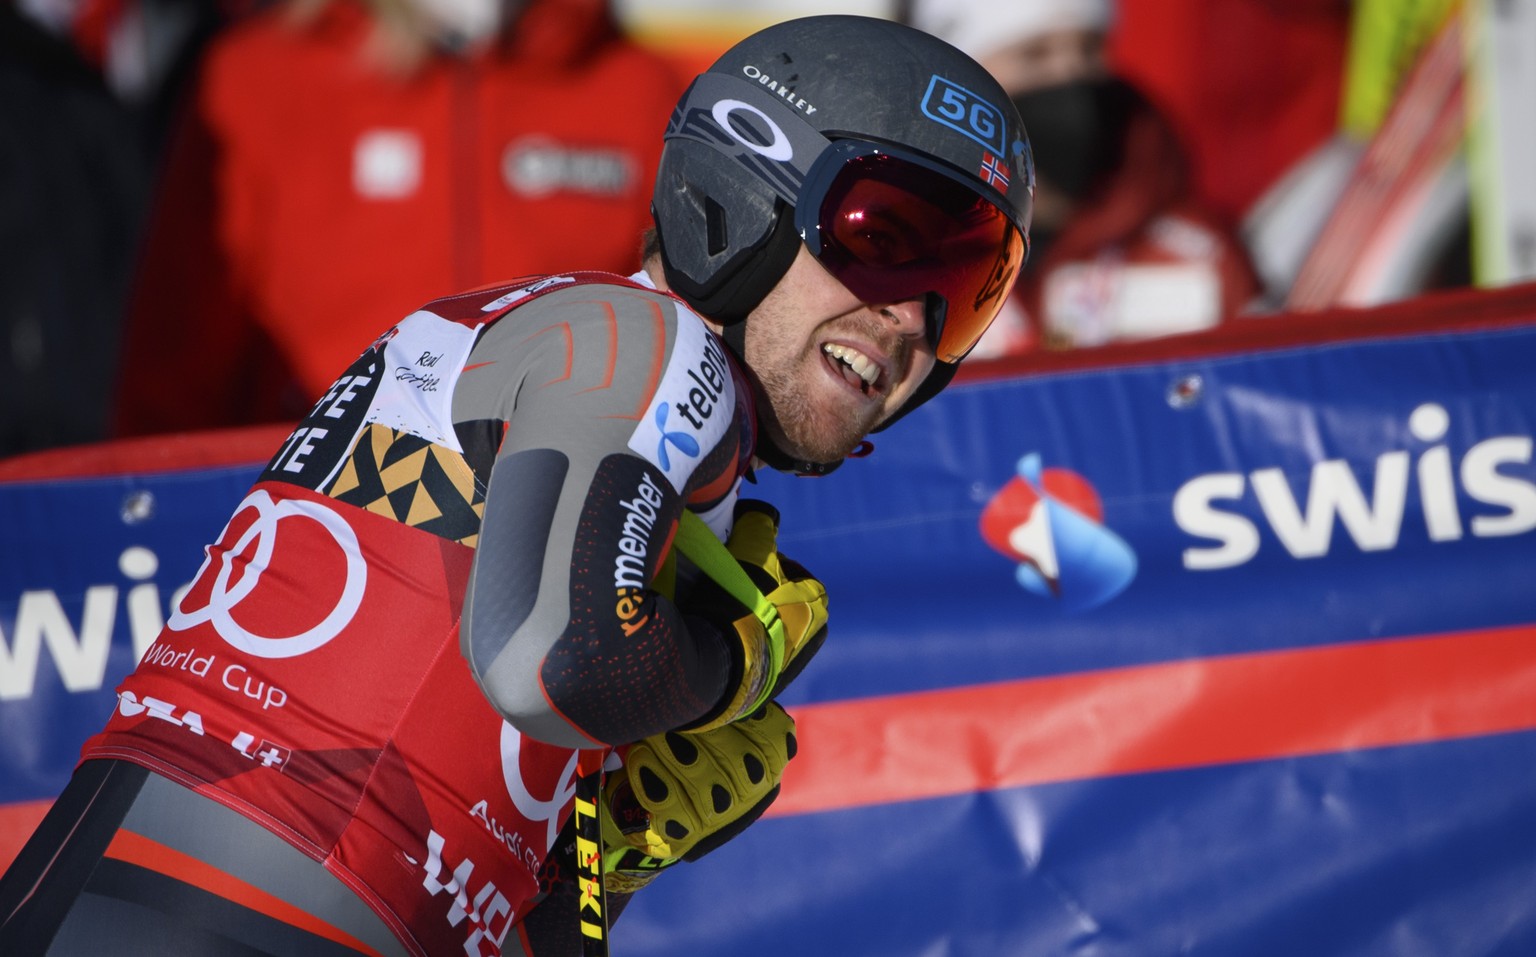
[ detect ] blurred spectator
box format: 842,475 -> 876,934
907,0 -> 1261,356
1,0 -> 228,456
112,0 -> 687,436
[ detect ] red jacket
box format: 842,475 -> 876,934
114,0 -> 687,434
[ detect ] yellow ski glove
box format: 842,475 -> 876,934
601,701 -> 797,894
685,502 -> 830,732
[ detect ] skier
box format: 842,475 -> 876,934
0,14 -> 1033,956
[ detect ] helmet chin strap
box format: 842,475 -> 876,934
756,441 -> 844,477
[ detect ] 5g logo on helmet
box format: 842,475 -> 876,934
921,76 -> 1008,155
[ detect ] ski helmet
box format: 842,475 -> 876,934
650,14 -> 1034,463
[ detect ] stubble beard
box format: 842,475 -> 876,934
748,320 -> 891,466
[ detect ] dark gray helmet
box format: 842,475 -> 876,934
651,15 -> 1034,465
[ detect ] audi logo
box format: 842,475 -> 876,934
170,490 -> 367,659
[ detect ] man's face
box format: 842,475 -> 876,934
741,246 -> 937,466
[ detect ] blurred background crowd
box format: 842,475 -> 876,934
5,0 -> 1530,457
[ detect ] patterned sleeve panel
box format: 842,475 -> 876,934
453,283 -> 748,749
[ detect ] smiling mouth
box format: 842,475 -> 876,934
822,342 -> 882,394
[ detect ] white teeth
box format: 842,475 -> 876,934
822,343 -> 879,387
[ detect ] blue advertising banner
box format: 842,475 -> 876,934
0,462 -> 260,804
616,312 -> 1536,955
2,289 -> 1534,955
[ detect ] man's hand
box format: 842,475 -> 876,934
690,501 -> 829,731
601,702 -> 797,893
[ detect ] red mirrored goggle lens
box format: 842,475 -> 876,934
803,151 -> 1026,364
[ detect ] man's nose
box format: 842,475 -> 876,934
881,299 -> 928,341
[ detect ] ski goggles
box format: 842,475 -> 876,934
794,140 -> 1029,364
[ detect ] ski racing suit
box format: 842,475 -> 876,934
1,271 -> 758,956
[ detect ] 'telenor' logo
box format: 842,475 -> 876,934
653,403 -> 701,472
629,315 -> 734,493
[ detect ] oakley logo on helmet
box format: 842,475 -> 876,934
740,65 -> 818,116
667,72 -> 830,206
921,76 -> 1008,157
712,99 -> 793,162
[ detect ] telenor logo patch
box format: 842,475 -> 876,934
628,310 -> 735,493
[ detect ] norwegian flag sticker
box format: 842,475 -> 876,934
980,153 -> 1010,193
